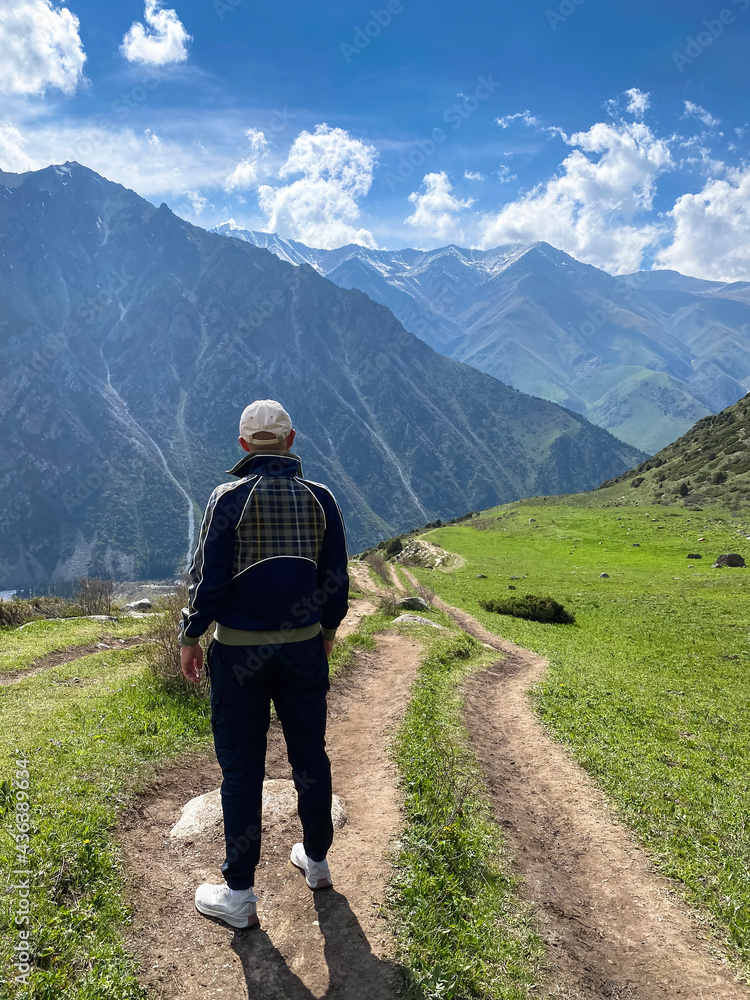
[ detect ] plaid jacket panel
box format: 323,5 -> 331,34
233,476 -> 327,578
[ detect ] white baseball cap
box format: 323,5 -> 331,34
239,399 -> 293,445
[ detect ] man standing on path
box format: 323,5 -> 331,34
178,399 -> 349,929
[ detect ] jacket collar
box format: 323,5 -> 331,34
226,451 -> 303,479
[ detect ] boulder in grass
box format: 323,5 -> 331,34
124,598 -> 152,610
169,780 -> 346,840
712,553 -> 746,568
600,573 -> 610,579
392,614 -> 446,629
397,596 -> 431,612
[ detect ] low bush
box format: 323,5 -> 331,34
144,583 -> 209,695
74,576 -> 115,615
479,594 -> 575,624
0,595 -> 75,629
377,588 -> 402,616
367,551 -> 391,584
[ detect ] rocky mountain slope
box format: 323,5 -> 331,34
0,163 -> 643,587
215,224 -> 750,454
592,393 -> 750,511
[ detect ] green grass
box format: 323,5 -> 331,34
408,503 -> 750,972
0,617 -> 150,674
0,643 -> 211,999
382,612 -> 543,999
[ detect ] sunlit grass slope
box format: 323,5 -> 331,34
409,503 -> 750,966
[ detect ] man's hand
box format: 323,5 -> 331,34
323,640 -> 334,659
180,644 -> 204,683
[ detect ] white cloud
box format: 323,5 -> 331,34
497,163 -> 516,184
120,0 -> 191,67
223,128 -> 269,191
464,170 -> 484,182
183,189 -> 208,214
0,117 -> 238,209
479,121 -> 672,273
656,165 -> 750,281
496,110 -> 540,129
605,88 -> 650,119
625,88 -> 650,117
682,101 -> 720,128
0,124 -> 36,171
405,172 -> 474,244
0,0 -> 86,96
257,124 -> 377,248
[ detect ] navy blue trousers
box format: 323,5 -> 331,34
206,635 -> 333,889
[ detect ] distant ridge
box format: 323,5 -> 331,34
214,223 -> 750,453
0,162 -> 644,587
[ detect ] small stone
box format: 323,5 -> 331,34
599,573 -> 610,579
632,543 -> 640,547
686,554 -> 702,560
391,614 -> 446,629
508,585 -> 516,590
529,518 -> 537,523
697,536 -> 705,541
475,574 -> 487,579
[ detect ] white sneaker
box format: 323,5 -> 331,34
290,843 -> 332,889
194,883 -> 259,929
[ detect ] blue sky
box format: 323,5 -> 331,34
1,0 -> 749,278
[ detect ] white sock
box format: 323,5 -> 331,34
227,886 -> 254,899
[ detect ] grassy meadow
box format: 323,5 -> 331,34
406,502 -> 750,969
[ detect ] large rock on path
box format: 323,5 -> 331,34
169,779 -> 347,840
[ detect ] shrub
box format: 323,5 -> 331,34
0,595 -> 74,629
479,594 -> 575,624
144,582 -> 209,695
713,470 -> 728,485
74,577 -> 114,615
366,552 -> 390,584
377,588 -> 401,616
383,536 -> 404,558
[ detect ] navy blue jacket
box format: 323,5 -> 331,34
180,452 -> 349,643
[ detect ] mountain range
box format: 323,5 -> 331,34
0,162 -> 642,588
214,224 -> 750,454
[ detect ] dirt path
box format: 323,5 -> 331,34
0,635 -> 147,686
400,571 -> 749,999
118,621 -> 420,1000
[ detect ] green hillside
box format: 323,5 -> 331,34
526,393 -> 750,512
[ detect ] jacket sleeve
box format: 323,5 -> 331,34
315,488 -> 349,641
179,486 -> 240,646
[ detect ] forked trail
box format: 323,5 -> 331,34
118,564 -> 748,999
400,569 -> 750,999
118,614 -> 417,1000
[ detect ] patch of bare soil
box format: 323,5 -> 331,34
0,635 -> 147,686
421,581 -> 750,999
118,624 -> 420,1000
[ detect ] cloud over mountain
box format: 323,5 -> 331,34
0,0 -> 86,96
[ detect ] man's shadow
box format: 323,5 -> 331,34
232,888 -> 423,999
